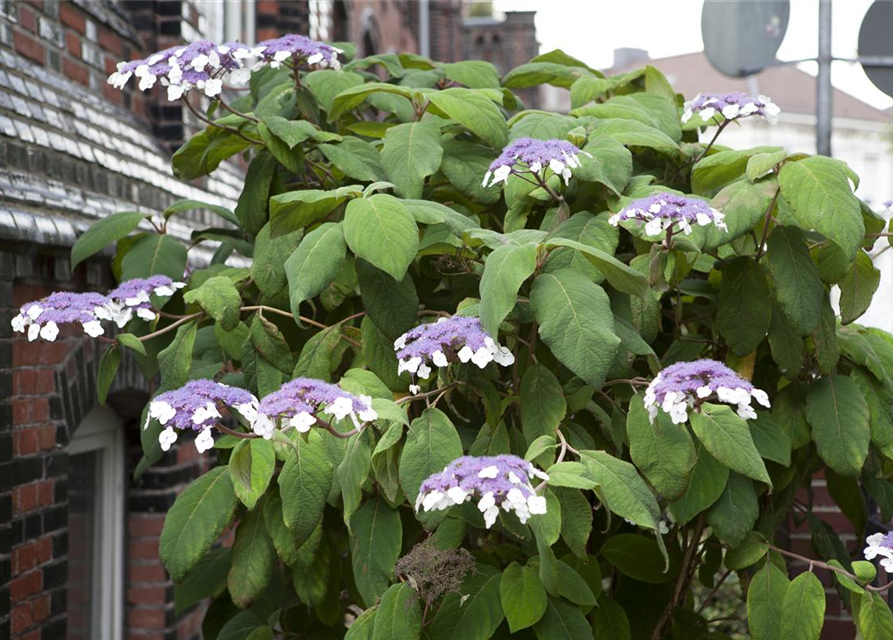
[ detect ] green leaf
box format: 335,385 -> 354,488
319,138 -> 386,183
278,432 -> 333,547
97,344 -> 120,406
351,496 -> 403,607
400,199 -> 480,235
554,488 -> 592,559
545,462 -> 597,489
504,61 -> 591,89
747,149 -> 788,181
249,313 -> 293,375
859,591 -> 893,640
747,561 -> 790,640
427,88 -> 508,148
116,332 -> 146,357
71,210 -> 147,269
163,198 -> 239,225
579,450 -> 662,534
229,439 -> 276,510
122,234 -> 187,281
356,260 -> 418,340
171,126 -> 251,181
692,147 -> 780,196
706,473 -> 759,547
479,243 -> 537,338
627,394 -> 696,501
215,610 -> 264,640
380,120 -> 443,199
269,185 -> 363,237
431,566 -> 504,640
370,584 -> 419,640
704,177 -> 777,249
400,408 -> 463,511
668,443 -> 729,525
159,467 -> 239,582
533,598 -> 594,640
689,404 -> 771,486
235,151 -> 277,235
600,534 -> 674,584
590,597 -> 631,640
840,250 -> 880,324
344,194 -> 419,281
750,413 -> 792,466
778,572 -> 825,640
157,321 -> 197,390
768,302 -> 805,378
589,119 -> 681,157
285,222 -> 346,313
305,69 -> 365,112
520,364 -> 567,445
725,532 -> 769,570
556,560 -> 596,606
778,156 -> 865,261
543,238 -> 648,298
766,226 -> 824,335
250,223 -> 302,297
345,606 -> 378,640
227,507 -> 275,607
544,212 -> 619,284
500,562 -> 548,632
339,428 -> 374,525
717,257 -> 772,356
531,270 -> 621,389
263,489 -> 301,566
440,138 -> 502,204
173,546 -> 230,613
184,276 -> 242,332
329,82 -> 417,121
441,60 -> 501,88
261,116 -> 340,147
806,375 -> 870,477
574,136 -> 632,195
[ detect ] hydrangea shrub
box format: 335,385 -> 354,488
21,37 -> 893,639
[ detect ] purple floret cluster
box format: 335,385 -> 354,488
416,454 -> 549,528
682,92 -> 780,125
12,292 -> 110,342
253,377 -> 376,439
394,317 -> 514,392
644,359 -> 770,424
146,380 -> 259,453
255,34 -> 342,69
608,192 -> 727,237
104,276 -> 186,326
483,137 -> 590,188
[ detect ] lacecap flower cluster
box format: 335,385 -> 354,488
644,359 -> 770,424
682,92 -> 781,126
864,532 -> 893,573
609,192 -> 727,236
416,455 -> 549,528
483,138 -> 591,188
11,276 -> 185,342
108,34 -> 341,101
394,316 -> 514,393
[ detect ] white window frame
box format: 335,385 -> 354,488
68,406 -> 125,640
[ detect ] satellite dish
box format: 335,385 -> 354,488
701,0 -> 790,77
859,1 -> 893,97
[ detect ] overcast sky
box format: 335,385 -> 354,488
493,0 -> 893,110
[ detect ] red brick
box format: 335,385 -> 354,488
37,480 -> 54,506
18,5 -> 37,32
14,429 -> 40,457
127,587 -> 167,605
31,398 -> 48,423
128,563 -> 168,583
103,83 -> 123,105
129,516 -> 165,537
130,540 -> 160,559
60,2 -> 86,33
13,538 -> 52,573
66,30 -> 81,58
13,400 -> 30,426
13,285 -> 50,307
11,602 -> 32,634
14,370 -> 37,395
14,31 -> 43,65
14,485 -> 39,515
38,425 -> 55,450
31,595 -> 50,623
62,57 -> 89,86
36,369 -> 54,394
98,26 -> 122,57
129,608 -> 167,628
10,571 -> 42,600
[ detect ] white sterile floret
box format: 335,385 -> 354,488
493,346 -> 515,366
204,78 -> 223,97
409,384 -> 421,395
478,465 -> 499,479
194,428 -> 215,453
432,351 -> 449,368
357,396 -> 377,423
27,324 -> 40,342
37,322 -> 58,341
289,411 -> 316,433
422,490 -> 447,511
234,402 -> 258,424
148,400 -> 176,427
751,389 -> 770,408
721,104 -> 740,119
528,494 -> 547,515
136,308 -> 156,321
325,395 -> 354,421
478,492 -> 499,528
192,401 -> 221,425
27,305 -> 42,320
864,533 -> 893,573
457,346 -> 474,363
471,347 -> 494,368
696,385 -> 712,399
447,486 -> 468,504
252,413 -> 276,439
11,315 -> 26,332
393,334 -> 408,350
159,426 -> 178,451
417,363 -> 432,379
82,321 -> 105,338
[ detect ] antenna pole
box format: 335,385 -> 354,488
817,0 -> 833,156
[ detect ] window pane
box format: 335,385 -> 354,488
68,450 -> 101,640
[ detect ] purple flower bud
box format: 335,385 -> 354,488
255,377 -> 376,439
483,138 -> 590,188
12,291 -> 110,342
608,192 -> 727,236
683,92 -> 780,125
394,317 -> 514,389
146,379 -> 258,454
416,454 -> 549,528
643,359 -> 770,424
102,276 -> 186,327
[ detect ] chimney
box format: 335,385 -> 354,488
613,47 -> 650,68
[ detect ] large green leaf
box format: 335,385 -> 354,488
531,270 -> 621,389
431,566 -> 504,640
574,136 -> 632,195
627,395 -> 696,501
766,226 -> 824,335
692,147 -> 781,196
328,82 -> 417,121
339,428 -> 374,524
399,408 -> 463,509
278,432 -> 333,547
319,137 -> 386,183
229,439 -> 276,510
500,562 -> 548,632
533,597 -> 594,640
370,584 -> 419,640
442,60 -> 501,88
305,69 -> 365,112
778,572 -> 825,640
668,443 -> 729,525
122,234 -> 187,281
717,257 -> 772,356
235,151 -> 277,235
704,177 -> 777,249
227,507 -> 274,607
579,450 -> 662,533
269,185 -> 363,237
806,375 -> 870,477
706,473 -> 759,547
747,561 -> 790,640
356,259 -> 418,340
344,194 -> 419,281
380,120 -> 443,198
589,119 -> 681,157
839,250 -> 880,324
173,546 -> 230,614
440,138 -> 502,204
159,467 -> 239,582
689,404 -> 770,486
599,534 -> 674,584
72,210 -> 148,269
544,212 -> 618,283
351,496 -> 403,607
251,223 -> 303,297
400,199 -> 480,235
285,222 -> 347,314
543,238 -> 648,298
427,88 -> 508,148
778,156 -> 865,261
859,591 -> 893,640
184,276 -> 242,332
479,242 -> 537,338
520,364 -> 567,445
590,597 -> 631,640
